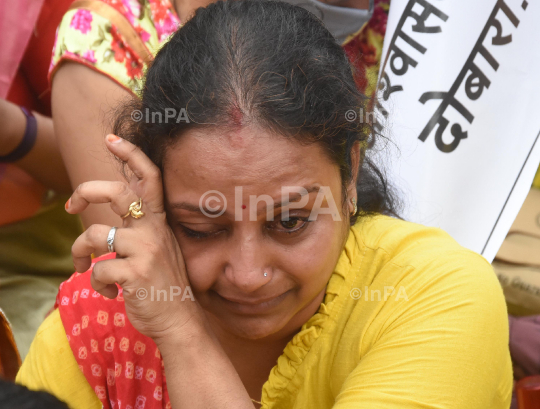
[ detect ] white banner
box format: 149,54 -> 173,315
374,0 -> 540,262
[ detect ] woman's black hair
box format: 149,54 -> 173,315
114,0 -> 400,223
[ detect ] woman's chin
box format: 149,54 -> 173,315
205,308 -> 297,341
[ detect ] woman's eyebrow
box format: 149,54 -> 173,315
168,202 -> 224,216
266,185 -> 321,214
168,185 -> 321,216
169,203 -> 202,212
277,185 -> 320,205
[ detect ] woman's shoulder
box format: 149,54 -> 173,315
351,214 -> 492,273
344,214 -> 506,345
16,309 -> 102,408
344,214 -> 508,356
324,215 -> 512,409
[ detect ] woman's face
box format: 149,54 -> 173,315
162,125 -> 354,341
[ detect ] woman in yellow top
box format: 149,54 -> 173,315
17,1 -> 513,408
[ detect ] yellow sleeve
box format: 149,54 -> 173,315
16,309 -> 101,409
333,250 -> 513,409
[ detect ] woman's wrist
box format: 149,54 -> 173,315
155,314 -> 255,409
151,303 -> 213,353
0,100 -> 26,156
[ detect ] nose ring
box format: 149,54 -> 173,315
263,272 -> 268,277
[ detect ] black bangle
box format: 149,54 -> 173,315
0,107 -> 38,163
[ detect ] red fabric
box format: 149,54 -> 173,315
55,253 -> 171,409
6,0 -> 74,116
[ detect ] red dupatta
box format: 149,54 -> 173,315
55,253 -> 171,409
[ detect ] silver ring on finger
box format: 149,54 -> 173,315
107,227 -> 118,253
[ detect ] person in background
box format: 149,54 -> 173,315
0,0 -> 83,359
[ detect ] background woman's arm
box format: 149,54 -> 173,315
51,62 -> 132,228
0,99 -> 71,194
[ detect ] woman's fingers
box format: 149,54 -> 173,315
91,258 -> 130,299
105,134 -> 164,214
67,180 -> 139,219
72,224 -> 133,272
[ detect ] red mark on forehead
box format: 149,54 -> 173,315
242,205 -> 247,209
230,106 -> 243,126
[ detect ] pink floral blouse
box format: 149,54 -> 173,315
51,0 -> 391,97
50,0 -> 181,93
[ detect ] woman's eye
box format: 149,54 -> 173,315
177,224 -> 222,239
280,219 -> 300,229
270,216 -> 311,234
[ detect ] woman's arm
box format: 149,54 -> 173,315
51,62 -> 132,228
157,324 -> 256,409
0,99 -> 71,194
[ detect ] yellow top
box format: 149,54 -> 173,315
17,215 -> 513,408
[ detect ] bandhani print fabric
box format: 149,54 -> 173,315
54,253 -> 172,409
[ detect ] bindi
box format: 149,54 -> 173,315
230,106 -> 243,126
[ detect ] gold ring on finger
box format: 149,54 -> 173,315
122,198 -> 145,219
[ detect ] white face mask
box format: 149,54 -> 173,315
282,0 -> 374,44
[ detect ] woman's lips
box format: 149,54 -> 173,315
215,290 -> 290,314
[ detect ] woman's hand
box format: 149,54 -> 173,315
66,134 -> 205,345
67,135 -> 256,409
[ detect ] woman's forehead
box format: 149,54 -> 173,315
161,126 -> 340,196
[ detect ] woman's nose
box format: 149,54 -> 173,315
224,232 -> 271,293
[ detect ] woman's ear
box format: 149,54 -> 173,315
347,141 -> 362,200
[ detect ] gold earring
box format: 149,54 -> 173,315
351,198 -> 357,216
